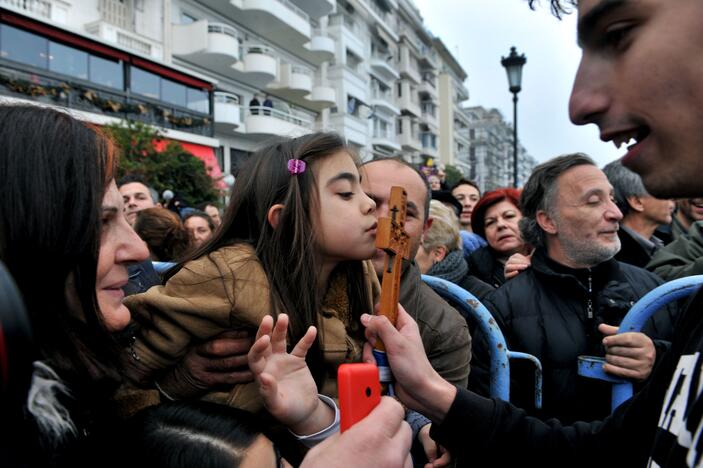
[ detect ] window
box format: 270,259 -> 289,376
397,82 -> 402,98
130,66 -> 160,99
469,128 -> 475,140
396,118 -> 402,135
0,25 -> 47,69
49,41 -> 88,80
161,77 -> 186,107
90,55 -> 123,89
187,88 -> 209,113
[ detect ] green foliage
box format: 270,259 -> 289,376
444,164 -> 464,188
106,120 -> 218,206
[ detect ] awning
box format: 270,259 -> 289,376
153,140 -> 225,189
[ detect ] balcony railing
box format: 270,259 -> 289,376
245,44 -> 275,56
0,0 -> 50,18
246,105 -> 313,127
208,23 -> 240,40
0,62 -> 213,136
291,65 -> 312,76
329,13 -> 364,35
370,86 -> 392,101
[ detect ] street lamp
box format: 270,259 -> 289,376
501,46 -> 526,187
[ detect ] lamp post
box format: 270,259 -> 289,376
501,46 -> 526,188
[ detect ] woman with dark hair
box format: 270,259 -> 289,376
0,105 -> 149,463
134,207 -> 190,261
183,210 -> 216,248
466,188 -> 530,288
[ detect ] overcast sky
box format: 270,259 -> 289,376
413,0 -> 622,166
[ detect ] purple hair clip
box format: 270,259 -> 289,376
287,159 -> 306,175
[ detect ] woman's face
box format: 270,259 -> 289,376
96,181 -> 149,332
483,200 -> 524,256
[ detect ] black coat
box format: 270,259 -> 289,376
466,246 -> 507,288
470,248 -> 679,423
615,227 -> 658,268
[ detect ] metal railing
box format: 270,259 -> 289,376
245,44 -> 275,56
0,62 -> 214,136
246,105 -> 313,127
370,85 -> 392,101
0,0 -> 50,18
208,23 -> 239,40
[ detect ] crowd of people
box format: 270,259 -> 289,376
3,0 -> 703,466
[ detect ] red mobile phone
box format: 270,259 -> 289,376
338,363 -> 381,432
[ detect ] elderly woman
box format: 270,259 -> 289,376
467,188 -> 530,288
415,201 -> 494,300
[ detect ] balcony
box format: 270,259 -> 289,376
0,62 -> 213,136
214,92 -> 242,133
197,0 -> 311,54
370,52 -> 400,82
328,14 -> 365,59
244,106 -> 312,137
372,127 -> 401,152
419,72 -> 437,98
307,30 -> 335,62
398,46 -> 421,84
362,0 -> 398,40
307,79 -> 336,109
271,63 -> 312,101
418,44 -> 438,70
370,85 -> 400,115
238,45 -> 278,83
173,21 -> 240,74
420,132 -> 438,158
397,81 -> 421,117
290,0 -> 334,19
421,104 -> 438,128
399,116 -> 421,152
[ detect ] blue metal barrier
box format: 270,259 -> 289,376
422,275 -> 542,408
578,275 -> 703,412
152,261 -> 176,274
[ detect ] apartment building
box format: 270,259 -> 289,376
460,105 -> 537,191
0,0 -> 469,178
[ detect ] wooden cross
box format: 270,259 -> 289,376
375,186 -> 410,349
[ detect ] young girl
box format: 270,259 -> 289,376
123,133 -> 380,411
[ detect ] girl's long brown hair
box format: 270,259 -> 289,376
168,132 -> 370,385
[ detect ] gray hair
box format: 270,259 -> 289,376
519,153 -> 596,248
602,160 -> 648,217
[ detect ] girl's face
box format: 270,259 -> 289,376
483,200 -> 524,257
96,180 -> 149,332
313,151 -> 377,263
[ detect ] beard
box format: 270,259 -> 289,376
558,231 -> 621,267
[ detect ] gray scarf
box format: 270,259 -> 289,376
426,249 -> 468,284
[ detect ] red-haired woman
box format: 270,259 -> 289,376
466,188 -> 531,288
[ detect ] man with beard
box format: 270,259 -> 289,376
469,153 -> 678,423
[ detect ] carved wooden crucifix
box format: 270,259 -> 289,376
375,186 -> 410,342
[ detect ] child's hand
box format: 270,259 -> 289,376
248,314 -> 333,435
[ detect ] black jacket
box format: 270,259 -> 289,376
466,246 -> 507,288
432,289 -> 703,467
615,226 -> 660,268
471,248 -> 679,423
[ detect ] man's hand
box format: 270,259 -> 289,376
599,324 -> 656,381
300,397 -> 412,468
504,252 -> 532,280
248,314 -> 333,436
158,330 -> 254,400
418,424 -> 451,468
361,304 -> 457,423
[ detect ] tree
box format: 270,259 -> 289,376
444,164 -> 463,188
106,120 -> 218,207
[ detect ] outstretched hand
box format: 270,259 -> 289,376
599,323 -> 656,381
504,251 -> 532,280
248,314 -> 333,435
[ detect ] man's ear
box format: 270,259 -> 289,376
536,209 -> 557,235
627,195 -> 644,213
267,204 -> 285,229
